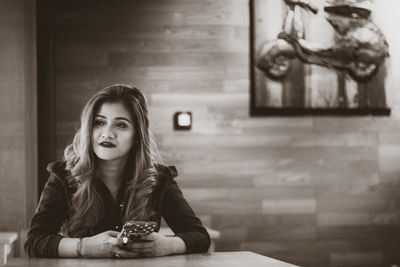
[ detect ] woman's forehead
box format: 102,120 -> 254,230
95,102 -> 132,120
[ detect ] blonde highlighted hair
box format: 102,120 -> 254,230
63,84 -> 161,236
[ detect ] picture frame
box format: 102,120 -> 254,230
250,0 -> 390,116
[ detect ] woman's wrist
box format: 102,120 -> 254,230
76,238 -> 83,257
58,237 -> 87,258
76,237 -> 87,257
170,236 -> 186,255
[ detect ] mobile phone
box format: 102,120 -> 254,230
119,221 -> 157,244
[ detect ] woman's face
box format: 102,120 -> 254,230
92,101 -> 136,162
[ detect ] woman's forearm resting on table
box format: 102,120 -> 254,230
58,230 -> 123,258
58,237 -> 81,257
57,233 -> 186,258
169,236 -> 186,255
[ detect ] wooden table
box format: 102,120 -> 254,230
6,251 -> 299,267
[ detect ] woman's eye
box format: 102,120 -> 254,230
116,122 -> 128,129
94,119 -> 105,126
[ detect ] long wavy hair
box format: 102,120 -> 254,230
63,84 -> 161,236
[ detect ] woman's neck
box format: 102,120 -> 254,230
97,157 -> 128,190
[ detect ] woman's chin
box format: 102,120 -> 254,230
95,153 -> 124,162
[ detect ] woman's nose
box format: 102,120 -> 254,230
101,125 -> 116,139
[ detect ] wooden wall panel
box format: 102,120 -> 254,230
0,0 -> 37,257
49,0 -> 400,266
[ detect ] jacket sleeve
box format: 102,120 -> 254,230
24,175 -> 68,257
161,180 -> 211,253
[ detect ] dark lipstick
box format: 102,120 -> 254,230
100,141 -> 116,148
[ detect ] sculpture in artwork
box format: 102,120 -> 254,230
257,0 -> 389,82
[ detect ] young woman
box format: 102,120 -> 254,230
25,84 -> 210,258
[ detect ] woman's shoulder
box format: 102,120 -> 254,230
152,164 -> 179,205
46,160 -> 69,179
46,160 -> 77,190
154,163 -> 178,180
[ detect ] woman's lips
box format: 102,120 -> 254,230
100,141 -> 116,148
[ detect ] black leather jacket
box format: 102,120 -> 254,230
25,161 -> 210,257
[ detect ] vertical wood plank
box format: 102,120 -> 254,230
37,0 -> 57,196
309,66 -> 339,108
0,0 -> 37,257
345,77 -> 359,108
252,0 -> 284,107
304,0 -> 339,108
366,65 -> 388,108
283,58 -> 305,107
357,82 -> 368,108
337,73 -> 347,108
266,79 -> 283,107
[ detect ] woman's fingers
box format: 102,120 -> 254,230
124,241 -> 153,249
138,232 -> 158,241
124,247 -> 153,253
105,236 -> 123,247
104,231 -> 124,246
111,238 -> 124,247
115,249 -> 141,258
106,230 -> 120,237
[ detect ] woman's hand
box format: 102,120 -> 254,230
81,230 -> 139,258
122,232 -> 186,257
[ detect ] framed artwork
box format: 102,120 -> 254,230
250,0 -> 390,116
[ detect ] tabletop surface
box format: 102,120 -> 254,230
6,251 -> 299,267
